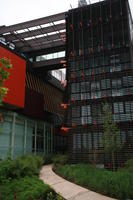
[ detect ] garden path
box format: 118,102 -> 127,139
40,165 -> 117,200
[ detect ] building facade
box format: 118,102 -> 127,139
65,0 -> 133,165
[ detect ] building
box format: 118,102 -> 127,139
0,0 -> 133,166
65,0 -> 133,166
0,12 -> 67,159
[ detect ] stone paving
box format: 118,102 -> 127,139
40,165 -> 117,200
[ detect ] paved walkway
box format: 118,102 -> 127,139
40,165 -> 116,200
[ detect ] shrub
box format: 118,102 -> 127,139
43,154 -> 53,164
124,159 -> 133,171
52,154 -> 68,166
1,176 -> 56,200
0,154 -> 44,183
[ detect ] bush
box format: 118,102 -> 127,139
124,159 -> 133,171
1,176 -> 56,200
43,154 -> 53,164
55,164 -> 133,200
0,154 -> 44,183
52,154 -> 68,166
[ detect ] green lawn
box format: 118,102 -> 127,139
54,163 -> 133,200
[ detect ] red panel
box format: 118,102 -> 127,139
0,45 -> 26,108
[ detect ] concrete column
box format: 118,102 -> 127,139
11,113 -> 16,159
24,119 -> 27,155
43,122 -> 46,155
34,122 -> 37,155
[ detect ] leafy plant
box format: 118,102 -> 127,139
52,154 -> 68,166
102,103 -> 121,170
0,155 -> 44,183
124,159 -> 133,171
0,58 -> 12,106
1,176 -> 56,200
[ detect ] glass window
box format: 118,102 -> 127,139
88,133 -> 92,150
123,76 -> 133,87
71,83 -> 80,93
101,79 -> 110,90
73,134 -> 81,149
71,93 -> 80,101
121,131 -> 126,143
72,107 -> 80,118
99,132 -> 103,148
125,101 -> 133,113
93,133 -> 99,149
113,102 -> 124,114
81,82 -> 90,92
91,81 -> 100,91
110,54 -> 120,64
112,79 -> 121,89
81,93 -> 90,100
82,105 -> 91,116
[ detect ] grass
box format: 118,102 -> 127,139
54,163 -> 133,200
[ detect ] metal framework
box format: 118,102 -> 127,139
65,0 -> 133,168
0,12 -> 66,54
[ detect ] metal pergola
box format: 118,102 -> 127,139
0,12 -> 66,69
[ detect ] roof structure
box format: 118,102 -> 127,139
0,12 -> 66,55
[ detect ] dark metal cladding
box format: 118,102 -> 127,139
65,0 -> 133,168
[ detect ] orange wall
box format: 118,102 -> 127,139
0,45 -> 26,108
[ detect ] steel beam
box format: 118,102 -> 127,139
14,32 -> 66,48
0,12 -> 66,34
19,40 -> 65,52
4,23 -> 65,42
32,57 -> 65,69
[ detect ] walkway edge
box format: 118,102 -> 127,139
40,165 -> 117,200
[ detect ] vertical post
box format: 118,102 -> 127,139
34,122 -> 37,155
24,119 -> 27,155
47,124 -> 49,154
11,113 -> 16,159
43,122 -> 46,155
51,124 -> 53,153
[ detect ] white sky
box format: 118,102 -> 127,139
0,0 -> 133,26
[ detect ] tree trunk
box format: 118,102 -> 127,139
112,151 -> 115,171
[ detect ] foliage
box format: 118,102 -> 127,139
0,155 -> 44,183
124,159 -> 133,171
43,154 -> 53,164
102,103 -> 121,170
0,58 -> 12,105
0,155 -> 64,200
55,164 -> 133,200
1,176 -> 56,200
52,154 -> 68,166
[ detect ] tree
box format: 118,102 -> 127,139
102,103 -> 121,170
0,57 -> 12,106
0,58 -> 12,123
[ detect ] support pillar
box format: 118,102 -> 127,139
11,113 -> 16,159
24,119 -> 27,155
34,122 -> 37,155
51,124 -> 53,153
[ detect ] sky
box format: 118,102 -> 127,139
0,0 -> 133,26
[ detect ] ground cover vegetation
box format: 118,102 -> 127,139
54,158 -> 133,200
0,154 -> 64,200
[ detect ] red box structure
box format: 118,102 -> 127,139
0,45 -> 26,108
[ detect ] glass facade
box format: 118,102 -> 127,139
66,0 -> 133,164
0,110 -> 53,159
